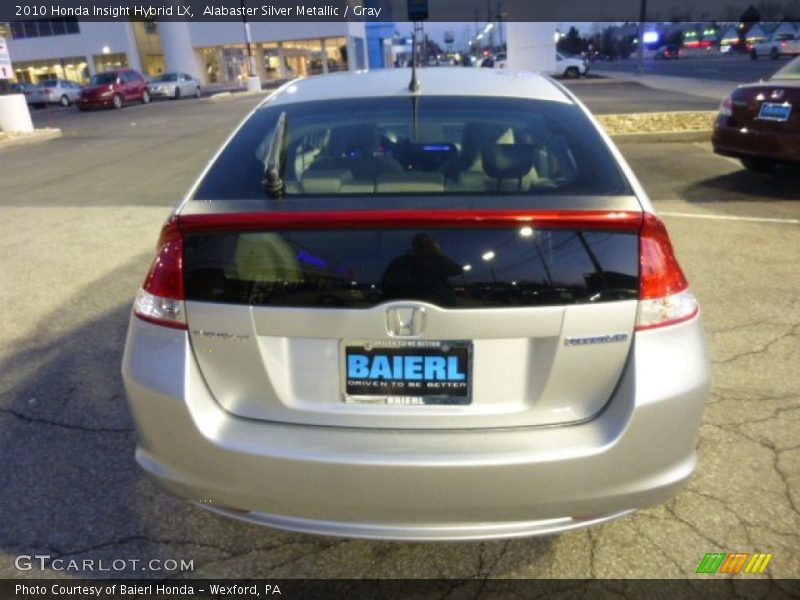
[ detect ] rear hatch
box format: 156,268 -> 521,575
180,205 -> 642,429
730,82 -> 800,133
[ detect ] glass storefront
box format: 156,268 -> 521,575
200,48 -> 221,84
132,21 -> 164,77
198,35 -> 351,85
12,56 -> 89,83
93,52 -> 129,74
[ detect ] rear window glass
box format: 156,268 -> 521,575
194,96 -> 631,199
90,73 -> 117,85
184,228 -> 638,309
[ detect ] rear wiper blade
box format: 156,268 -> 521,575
263,111 -> 287,199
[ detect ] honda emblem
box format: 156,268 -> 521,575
386,306 -> 426,337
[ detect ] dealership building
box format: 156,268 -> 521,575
1,16 -> 554,86
0,19 -> 379,85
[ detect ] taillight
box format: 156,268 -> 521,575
133,217 -> 186,329
718,95 -> 733,117
781,41 -> 788,48
636,213 -> 698,331
43,87 -> 53,95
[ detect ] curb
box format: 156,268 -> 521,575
608,129 -> 713,143
0,128 -> 62,150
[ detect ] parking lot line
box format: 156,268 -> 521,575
660,211 -> 800,225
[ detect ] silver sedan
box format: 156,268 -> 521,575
147,72 -> 201,100
122,68 -> 709,541
25,79 -> 83,107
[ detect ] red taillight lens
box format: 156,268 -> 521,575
134,217 -> 186,329
718,95 -> 733,117
143,218 -> 184,300
636,213 -> 698,331
781,41 -> 788,48
639,213 -> 688,299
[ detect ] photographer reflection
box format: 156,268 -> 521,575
381,233 -> 463,307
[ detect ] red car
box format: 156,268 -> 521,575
76,68 -> 150,111
713,57 -> 799,172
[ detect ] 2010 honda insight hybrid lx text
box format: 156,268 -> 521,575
122,68 -> 710,540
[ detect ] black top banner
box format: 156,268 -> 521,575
2,0 -> 799,23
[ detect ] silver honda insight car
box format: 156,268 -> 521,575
122,68 -> 709,540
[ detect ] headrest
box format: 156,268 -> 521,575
481,144 -> 536,180
326,126 -> 378,157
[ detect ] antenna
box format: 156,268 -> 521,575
409,24 -> 420,92
406,0 -> 428,92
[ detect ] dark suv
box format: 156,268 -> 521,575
76,68 -> 150,110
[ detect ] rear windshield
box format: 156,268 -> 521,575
194,96 -> 631,199
184,228 -> 639,309
90,73 -> 117,85
152,73 -> 178,82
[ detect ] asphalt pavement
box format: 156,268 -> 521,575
596,53 -> 794,83
563,79 -> 719,113
0,93 -> 798,582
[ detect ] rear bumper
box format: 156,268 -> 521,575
712,121 -> 800,166
122,314 -> 709,540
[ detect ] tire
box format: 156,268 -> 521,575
141,89 -> 150,104
565,66 -> 580,79
770,47 -> 779,60
194,86 -> 201,98
59,95 -> 70,107
112,94 -> 123,109
741,157 -> 773,173
173,87 -> 181,100
78,105 -> 88,112
751,48 -> 758,60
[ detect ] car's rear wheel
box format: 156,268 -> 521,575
112,94 -> 123,109
741,157 -> 773,173
78,105 -> 87,112
174,87 -> 181,100
565,66 -> 580,79
770,47 -> 779,60
141,90 -> 151,104
59,95 -> 70,107
751,49 -> 758,60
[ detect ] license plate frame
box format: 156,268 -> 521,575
757,102 -> 792,122
341,339 -> 472,405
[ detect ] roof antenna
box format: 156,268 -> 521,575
409,21 -> 421,92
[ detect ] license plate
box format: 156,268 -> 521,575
757,102 -> 792,122
341,339 -> 471,405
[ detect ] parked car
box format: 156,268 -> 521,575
75,68 -> 149,110
122,68 -> 709,541
554,52 -> 588,78
24,79 -> 83,107
751,33 -> 800,60
307,58 -> 342,75
713,56 -> 800,172
148,72 -> 201,100
10,82 -> 33,94
654,44 -> 680,60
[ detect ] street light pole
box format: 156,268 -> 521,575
635,0 -> 647,76
240,0 -> 261,91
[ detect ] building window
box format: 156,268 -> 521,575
8,18 -> 80,39
94,52 -> 129,73
12,56 -> 90,84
